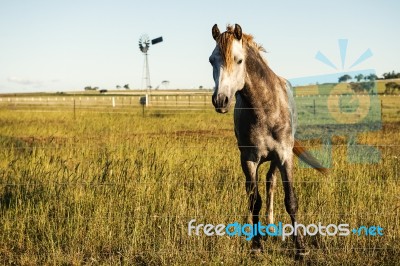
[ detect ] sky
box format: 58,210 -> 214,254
0,0 -> 399,93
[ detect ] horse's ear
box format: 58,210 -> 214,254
212,24 -> 220,40
234,24 -> 242,40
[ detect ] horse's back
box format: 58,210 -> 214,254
285,80 -> 297,138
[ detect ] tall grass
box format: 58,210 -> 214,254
0,100 -> 399,265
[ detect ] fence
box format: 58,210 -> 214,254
0,93 -> 399,116
0,94 -> 213,109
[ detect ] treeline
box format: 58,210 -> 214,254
381,71 -> 400,80
338,71 -> 400,83
338,73 -> 377,83
337,73 -> 376,93
84,84 -> 130,91
336,71 -> 400,94
84,86 -> 99,91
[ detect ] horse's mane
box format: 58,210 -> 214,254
216,25 -> 283,91
216,25 -> 266,71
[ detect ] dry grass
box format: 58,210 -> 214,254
0,94 -> 399,265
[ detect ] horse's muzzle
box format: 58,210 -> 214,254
212,93 -> 230,113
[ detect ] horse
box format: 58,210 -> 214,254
209,24 -> 328,258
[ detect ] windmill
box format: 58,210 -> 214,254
138,34 -> 163,105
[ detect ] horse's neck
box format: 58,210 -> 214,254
242,45 -> 284,108
242,68 -> 282,113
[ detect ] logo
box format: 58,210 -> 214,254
188,219 -> 384,241
290,39 -> 381,167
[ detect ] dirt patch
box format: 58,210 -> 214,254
18,136 -> 69,146
382,121 -> 400,132
173,129 -> 232,137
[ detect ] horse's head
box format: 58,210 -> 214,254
209,24 -> 246,113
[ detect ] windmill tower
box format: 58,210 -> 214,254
138,34 -> 163,105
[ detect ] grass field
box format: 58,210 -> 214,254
0,87 -> 399,265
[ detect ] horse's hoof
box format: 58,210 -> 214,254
250,247 -> 263,256
250,247 -> 263,259
250,245 -> 262,252
294,250 -> 310,261
250,239 -> 263,256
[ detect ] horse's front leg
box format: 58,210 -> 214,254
240,155 -> 262,252
278,154 -> 309,259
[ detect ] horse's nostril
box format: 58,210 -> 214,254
216,93 -> 228,108
212,95 -> 217,106
224,96 -> 229,106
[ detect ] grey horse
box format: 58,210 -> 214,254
209,24 -> 327,258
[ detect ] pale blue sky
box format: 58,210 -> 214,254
0,0 -> 399,93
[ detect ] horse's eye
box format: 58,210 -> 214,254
238,59 -> 243,64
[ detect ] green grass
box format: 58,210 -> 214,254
0,95 -> 399,265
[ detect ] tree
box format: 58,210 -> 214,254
382,71 -> 400,79
338,74 -> 352,83
355,74 -> 364,82
116,85 -> 121,89
367,74 -> 378,81
84,86 -> 98,91
123,84 -> 130,90
382,72 -> 389,79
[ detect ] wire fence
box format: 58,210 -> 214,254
1,93 -> 400,109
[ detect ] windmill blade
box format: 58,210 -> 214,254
139,34 -> 150,53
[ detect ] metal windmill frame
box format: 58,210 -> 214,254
138,34 -> 163,105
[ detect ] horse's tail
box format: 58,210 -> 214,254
293,140 -> 329,174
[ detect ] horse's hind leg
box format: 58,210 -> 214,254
278,157 -> 308,259
266,161 -> 277,227
240,156 -> 262,252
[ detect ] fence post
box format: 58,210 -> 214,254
313,99 -> 316,115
